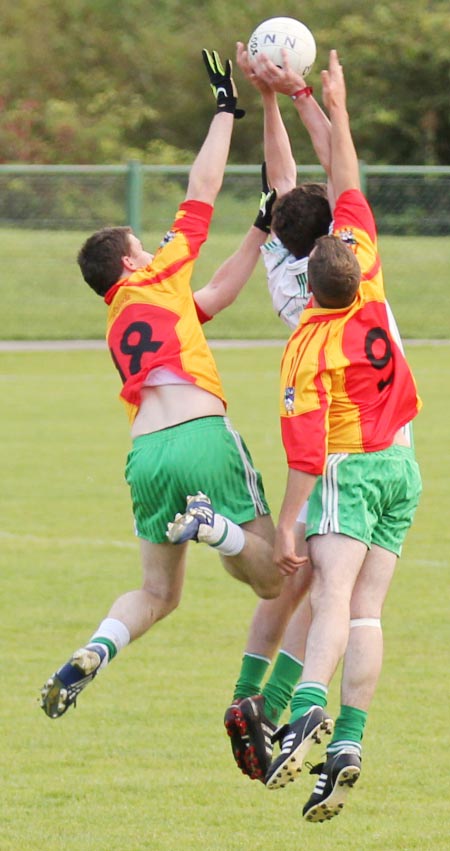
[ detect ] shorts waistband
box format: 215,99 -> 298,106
132,415 -> 227,447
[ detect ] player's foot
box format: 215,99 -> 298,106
223,700 -> 250,778
302,748 -> 361,822
40,646 -> 106,718
224,695 -> 276,782
166,492 -> 214,544
265,706 -> 334,790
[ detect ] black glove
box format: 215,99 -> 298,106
254,162 -> 277,233
202,49 -> 245,119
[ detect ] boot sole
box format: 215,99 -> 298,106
266,718 -> 334,790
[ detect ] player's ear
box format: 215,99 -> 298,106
122,254 -> 138,272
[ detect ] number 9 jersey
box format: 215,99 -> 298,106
280,189 -> 422,476
104,200 -> 226,423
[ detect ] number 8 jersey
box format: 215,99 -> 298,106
104,200 -> 226,424
280,189 -> 422,476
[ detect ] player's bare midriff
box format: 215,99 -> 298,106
131,383 -> 226,438
392,428 -> 410,447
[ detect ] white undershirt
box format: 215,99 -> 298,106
143,367 -> 190,387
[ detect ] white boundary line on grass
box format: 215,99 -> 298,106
0,338 -> 449,351
1,531 -> 446,565
0,529 -> 135,549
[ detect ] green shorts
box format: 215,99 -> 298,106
306,445 -> 422,556
125,415 -> 270,543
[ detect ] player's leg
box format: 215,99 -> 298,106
261,591 -> 312,720
225,520 -> 310,664
230,568 -> 311,703
224,522 -> 311,780
301,544 -> 396,822
261,516 -> 312,713
224,573 -> 311,781
324,447 -> 422,766
265,533 -> 366,790
107,538 -> 189,638
302,447 -> 421,821
296,533 -> 367,691
40,540 -> 188,719
340,543 -> 397,712
219,513 -> 283,598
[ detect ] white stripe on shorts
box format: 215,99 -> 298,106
319,453 -> 348,534
224,417 -> 266,514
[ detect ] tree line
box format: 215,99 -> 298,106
1,0 -> 449,166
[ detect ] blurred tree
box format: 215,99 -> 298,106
0,0 -> 448,164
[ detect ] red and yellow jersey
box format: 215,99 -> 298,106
280,189 -> 422,475
104,200 -> 225,423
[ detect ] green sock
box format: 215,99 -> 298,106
262,651 -> 303,724
232,653 -> 270,701
327,704 -> 367,756
290,682 -> 328,723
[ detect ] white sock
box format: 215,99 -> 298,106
198,514 -> 245,556
88,618 -> 131,668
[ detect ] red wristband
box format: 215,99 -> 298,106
291,86 -> 313,100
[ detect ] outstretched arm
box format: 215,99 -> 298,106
194,169 -> 277,317
193,227 -> 266,317
185,50 -> 243,205
250,49 -> 336,207
321,50 -> 360,197
236,42 -> 296,196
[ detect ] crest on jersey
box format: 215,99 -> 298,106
338,228 -> 357,247
159,230 -> 176,248
284,386 -> 295,414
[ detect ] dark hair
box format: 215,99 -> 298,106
77,226 -> 132,296
307,235 -> 361,308
271,183 -> 332,259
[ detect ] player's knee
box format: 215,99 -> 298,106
142,585 -> 182,622
254,573 -> 283,600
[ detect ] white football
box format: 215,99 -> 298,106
248,16 -> 316,77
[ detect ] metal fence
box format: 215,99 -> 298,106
1,163 -> 449,341
1,162 -> 449,236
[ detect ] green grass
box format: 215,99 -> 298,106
1,344 -> 449,851
3,227 -> 450,340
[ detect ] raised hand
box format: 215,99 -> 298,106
254,162 -> 277,233
321,49 -> 346,113
236,41 -> 272,95
202,49 -> 245,118
250,48 -> 309,98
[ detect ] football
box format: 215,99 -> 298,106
248,16 -> 316,77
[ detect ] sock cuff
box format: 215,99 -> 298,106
88,637 -> 117,660
208,519 -> 245,556
90,618 -> 130,652
244,652 -> 271,664
210,520 -> 229,548
295,681 -> 328,696
278,649 -> 304,666
327,740 -> 362,756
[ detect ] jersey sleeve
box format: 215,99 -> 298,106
333,189 -> 376,242
333,189 -> 382,292
131,200 -> 214,295
193,296 -> 213,324
280,332 -> 332,475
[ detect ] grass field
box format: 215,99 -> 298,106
3,227 -> 450,340
1,344 -> 449,851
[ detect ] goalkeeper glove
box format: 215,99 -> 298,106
254,162 -> 277,233
202,49 -> 245,119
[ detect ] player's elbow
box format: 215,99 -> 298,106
186,174 -> 223,206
